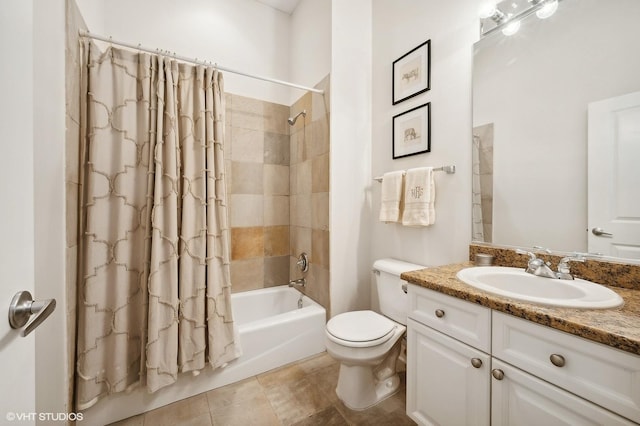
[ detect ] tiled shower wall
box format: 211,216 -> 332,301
226,94 -> 292,291
289,76 -> 330,313
226,75 -> 330,314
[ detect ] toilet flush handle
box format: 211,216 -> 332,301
401,283 -> 408,293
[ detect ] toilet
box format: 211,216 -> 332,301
325,258 -> 426,410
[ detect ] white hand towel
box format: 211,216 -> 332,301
402,167 -> 435,226
379,170 -> 405,223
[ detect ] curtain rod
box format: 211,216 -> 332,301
78,30 -> 324,95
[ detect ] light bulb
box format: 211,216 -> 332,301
501,19 -> 521,36
478,2 -> 498,19
536,0 -> 558,19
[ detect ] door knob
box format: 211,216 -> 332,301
591,227 -> 613,237
8,291 -> 56,337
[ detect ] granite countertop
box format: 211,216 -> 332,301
402,262 -> 640,356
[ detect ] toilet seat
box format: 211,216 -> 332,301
326,310 -> 398,348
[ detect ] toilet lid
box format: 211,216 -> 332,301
326,310 -> 396,343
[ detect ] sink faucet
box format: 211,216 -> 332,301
555,255 -> 585,280
516,249 -> 557,279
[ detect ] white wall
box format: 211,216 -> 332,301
289,0 -> 331,104
371,0 -> 478,268
329,0 -> 373,315
75,0 -> 293,105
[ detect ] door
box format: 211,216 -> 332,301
588,91 -> 640,259
0,1 -> 37,424
407,318 -> 490,426
491,359 -> 634,426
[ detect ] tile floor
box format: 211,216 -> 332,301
110,352 -> 416,426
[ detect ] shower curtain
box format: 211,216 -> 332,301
75,43 -> 240,410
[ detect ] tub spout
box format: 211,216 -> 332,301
288,278 -> 306,288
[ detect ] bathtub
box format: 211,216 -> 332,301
83,286 -> 326,425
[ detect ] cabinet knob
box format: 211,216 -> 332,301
550,354 -> 565,367
471,358 -> 483,368
491,369 -> 504,380
435,309 -> 445,318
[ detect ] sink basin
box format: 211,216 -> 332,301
456,266 -> 623,309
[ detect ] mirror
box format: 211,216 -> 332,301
472,0 -> 640,260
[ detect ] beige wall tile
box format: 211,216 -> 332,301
296,160 -> 312,195
289,164 -> 298,195
305,264 -> 330,316
231,227 -> 264,260
311,153 -> 329,193
230,195 -> 264,227
263,164 -> 289,196
264,195 -> 289,226
293,128 -> 308,163
264,132 -> 290,165
231,161 -> 263,194
311,229 -> 330,269
224,124 -> 233,158
263,102 -> 290,135
264,255 -> 290,287
290,226 -> 312,257
231,127 -> 263,163
311,192 -> 329,231
309,118 -> 330,158
230,258 -> 264,293
229,94 -> 264,132
264,226 -> 290,257
291,92 -> 312,126
294,194 -> 312,228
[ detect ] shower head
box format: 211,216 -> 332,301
288,110 -> 306,126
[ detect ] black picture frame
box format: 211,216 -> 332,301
392,40 -> 431,105
392,102 -> 431,159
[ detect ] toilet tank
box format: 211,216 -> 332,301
372,258 -> 427,325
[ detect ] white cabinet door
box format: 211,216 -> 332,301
407,318 -> 490,426
491,359 -> 635,426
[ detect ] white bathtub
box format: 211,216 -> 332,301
83,286 -> 326,425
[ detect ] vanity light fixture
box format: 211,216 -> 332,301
532,0 -> 559,19
479,2 -> 507,24
501,19 -> 521,36
480,0 -> 561,38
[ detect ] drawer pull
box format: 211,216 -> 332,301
491,369 -> 504,380
471,358 -> 483,368
550,354 -> 565,367
435,309 -> 445,318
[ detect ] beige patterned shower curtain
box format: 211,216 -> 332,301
75,43 -> 240,410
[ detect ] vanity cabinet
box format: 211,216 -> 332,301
491,359 -> 634,426
407,285 -> 639,425
493,311 -> 640,424
407,285 -> 491,425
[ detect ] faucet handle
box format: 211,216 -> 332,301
533,246 -> 552,254
515,249 -> 536,260
556,255 -> 585,279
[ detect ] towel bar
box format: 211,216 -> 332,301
373,165 -> 455,182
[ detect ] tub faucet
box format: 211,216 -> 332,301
516,249 -> 557,279
288,278 -> 306,288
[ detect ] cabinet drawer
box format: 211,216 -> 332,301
493,311 -> 640,423
408,285 -> 491,352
